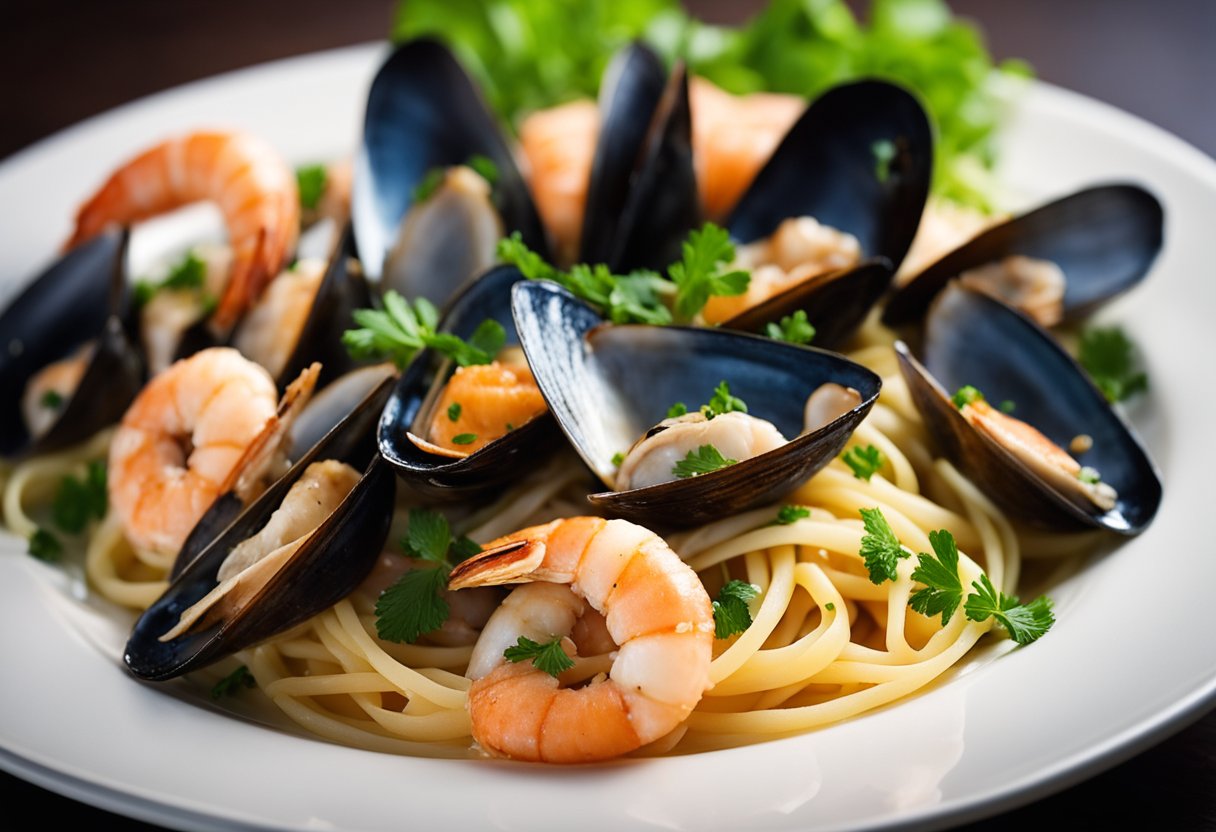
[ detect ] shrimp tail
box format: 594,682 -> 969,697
448,539 -> 542,590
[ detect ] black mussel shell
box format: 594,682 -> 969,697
126,376 -> 395,680
352,38 -> 548,292
580,45 -> 699,272
378,265 -> 562,501
0,230 -> 143,457
895,284 -> 1161,534
512,280 -> 881,528
723,258 -> 893,351
171,362 -> 398,580
883,183 -> 1164,326
726,80 -> 933,271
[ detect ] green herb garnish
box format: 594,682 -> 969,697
467,154 -> 499,186
951,385 -> 985,409
611,452 -> 625,467
1078,325 -> 1148,403
666,402 -> 689,419
964,574 -> 1054,645
447,402 -> 462,422
713,580 -> 760,639
859,507 -> 908,584
908,529 -> 963,625
411,167 -> 446,203
701,381 -> 748,420
999,400 -> 1016,414
672,444 -> 738,478
40,390 -> 64,410
210,665 -> 257,699
296,164 -> 328,211
668,224 -> 750,322
764,310 -> 816,345
28,528 -> 62,562
134,250 -> 207,306
841,444 -> 885,481
51,460 -> 107,535
503,635 -> 576,677
871,139 -> 896,183
773,505 -> 810,525
452,433 -> 477,445
1078,466 -> 1101,485
343,291 -> 506,370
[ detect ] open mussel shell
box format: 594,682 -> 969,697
512,280 -> 881,528
883,183 -> 1164,326
126,376 -> 396,680
378,265 -> 562,501
723,258 -> 893,351
0,229 -> 144,457
580,45 -> 699,272
895,284 -> 1161,534
170,362 -> 397,580
352,38 -> 548,294
726,80 -> 933,269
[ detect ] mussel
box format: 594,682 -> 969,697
713,80 -> 933,346
511,280 -> 881,528
378,265 -> 563,500
883,183 -> 1164,327
0,229 -> 144,457
125,374 -> 395,680
895,283 -> 1161,534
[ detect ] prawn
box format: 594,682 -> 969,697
108,347 -> 283,559
518,100 -> 600,266
68,130 -> 299,333
447,516 -> 714,763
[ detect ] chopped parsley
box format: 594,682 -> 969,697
466,154 -> 499,186
210,665 -> 257,699
908,529 -> 963,625
825,602 -> 836,612
999,400 -> 1016,414
1078,466 -> 1102,485
503,635 -> 575,677
40,390 -> 64,410
666,402 -> 688,419
668,224 -> 750,322
447,402 -> 462,422
701,381 -> 748,419
51,460 -> 107,535
1078,325 -> 1148,403
872,139 -> 897,183
28,528 -> 62,562
764,310 -> 817,345
375,509 -> 482,644
773,505 -> 811,525
859,507 -> 908,584
672,444 -> 738,478
452,433 -> 477,445
343,290 -> 506,370
713,580 -> 759,639
295,163 -> 328,211
951,385 -> 985,409
964,574 -> 1054,645
611,451 -> 625,467
413,154 -> 499,204
134,250 -> 208,306
841,444 -> 885,481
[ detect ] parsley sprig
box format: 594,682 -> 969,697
765,310 -> 816,345
498,221 -> 750,324
859,507 -> 908,584
29,460 -> 108,563
666,381 -> 748,423
296,164 -> 328,211
503,636 -> 575,677
374,509 -> 482,644
964,575 -> 1054,645
342,290 -> 506,370
841,444 -> 885,481
909,529 -> 963,624
1078,325 -> 1148,403
773,505 -> 811,525
951,385 -> 985,409
713,580 -> 759,639
210,665 -> 257,699
672,444 -> 738,478
134,250 -> 209,307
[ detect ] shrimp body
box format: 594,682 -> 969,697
69,131 -> 299,332
108,347 -> 280,558
449,517 -> 714,762
518,100 -> 600,266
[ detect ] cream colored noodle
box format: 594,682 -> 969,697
4,321 -> 1098,759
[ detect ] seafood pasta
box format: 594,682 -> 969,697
0,30 -> 1160,763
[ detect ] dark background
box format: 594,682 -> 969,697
2,1 -> 1215,829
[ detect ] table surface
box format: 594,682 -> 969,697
2,1 -> 1215,829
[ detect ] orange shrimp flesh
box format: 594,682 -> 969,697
68,131 -> 299,333
417,361 -> 548,456
518,100 -> 600,266
108,347 -> 281,559
448,517 -> 714,763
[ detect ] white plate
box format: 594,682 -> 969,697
2,42 -> 1214,832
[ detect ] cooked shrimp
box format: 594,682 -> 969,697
417,359 -> 547,456
108,347 -> 280,559
68,130 -> 299,333
448,517 -> 714,762
518,100 -> 599,266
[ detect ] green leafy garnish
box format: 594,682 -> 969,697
859,507 -> 908,584
1078,467 -> 1101,485
672,444 -> 738,478
376,509 -> 483,643
28,528 -> 62,562
951,385 -> 985,409
841,444 -> 885,481
764,310 -> 816,345
296,164 -> 328,211
773,505 -> 810,525
210,665 -> 257,700
447,402 -> 462,422
51,460 -> 107,535
412,168 -> 446,203
666,402 -> 688,419
964,574 -> 1054,645
713,580 -> 760,639
871,139 -> 896,183
343,290 -> 506,370
668,224 -> 750,322
701,381 -> 748,420
40,390 -> 64,410
134,250 -> 207,306
1078,326 -> 1148,403
611,452 -> 625,467
467,154 -> 499,186
909,529 -> 963,625
999,400 -> 1016,414
825,602 -> 836,612
452,433 -> 477,445
504,635 -> 576,677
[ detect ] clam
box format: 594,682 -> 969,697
712,80 -> 933,344
511,280 -> 881,528
882,183 -> 1164,327
0,229 -> 144,457
895,283 -> 1161,533
378,265 -> 562,501
125,374 -> 395,680
351,38 -> 549,305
